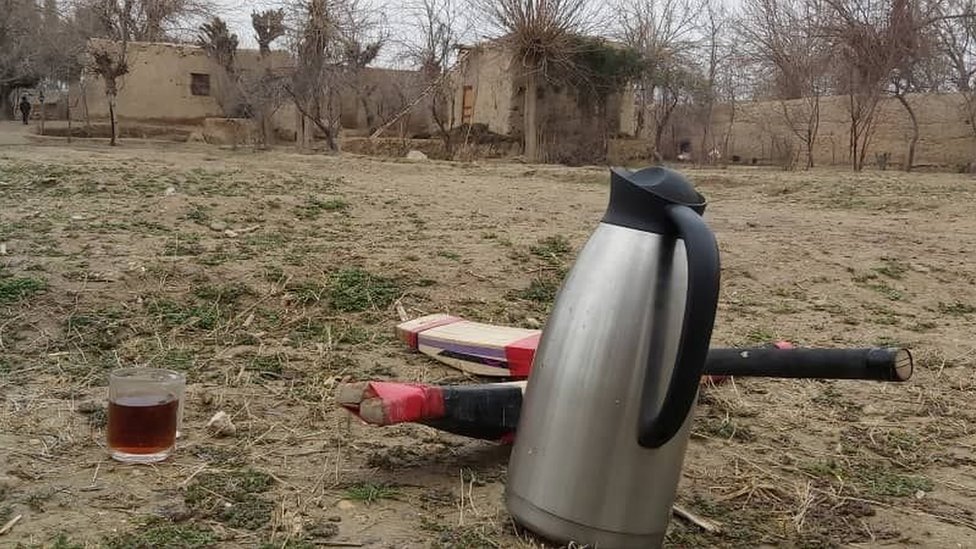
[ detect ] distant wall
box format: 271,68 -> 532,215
76,40 -> 291,124
694,93 -> 976,168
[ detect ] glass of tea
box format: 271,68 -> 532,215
107,368 -> 185,464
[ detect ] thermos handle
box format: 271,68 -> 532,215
637,204 -> 721,448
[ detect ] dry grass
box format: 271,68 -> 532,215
1,141 -> 976,547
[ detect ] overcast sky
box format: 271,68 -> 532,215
208,0 -> 739,69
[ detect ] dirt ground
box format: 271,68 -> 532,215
2,134 -> 976,548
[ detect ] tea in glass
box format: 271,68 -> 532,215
107,368 -> 184,463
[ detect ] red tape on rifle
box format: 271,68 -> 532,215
366,381 -> 446,423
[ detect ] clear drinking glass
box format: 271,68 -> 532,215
107,368 -> 185,463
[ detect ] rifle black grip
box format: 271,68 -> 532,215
703,347 -> 913,381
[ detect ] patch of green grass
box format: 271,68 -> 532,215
64,309 -> 127,350
343,481 -> 400,505
866,281 -> 904,301
859,470 -> 933,497
102,519 -> 217,549
744,327 -> 775,343
328,268 -> 402,312
510,278 -> 560,304
147,299 -> 221,330
938,301 -> 976,316
696,415 -> 756,442
437,250 -> 461,261
802,459 -> 933,502
248,355 -> 283,377
0,272 -> 47,304
873,258 -> 909,279
529,235 -> 572,263
800,459 -> 846,481
158,348 -> 195,371
185,469 -> 275,530
295,196 -> 349,219
427,521 -> 502,548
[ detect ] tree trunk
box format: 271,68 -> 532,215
895,93 -> 918,172
359,93 -> 376,134
0,87 -> 12,121
849,94 -> 860,171
67,87 -> 72,144
108,92 -> 119,146
523,73 -> 539,162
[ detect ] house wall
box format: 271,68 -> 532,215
452,44 -> 638,142
453,46 -> 513,134
76,40 -> 291,124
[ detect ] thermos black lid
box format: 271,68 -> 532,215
602,166 -> 707,233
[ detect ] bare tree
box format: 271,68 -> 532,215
89,39 -> 128,145
932,0 -> 976,157
738,0 -> 832,168
824,0 -> 902,171
198,16 -> 243,117
75,0 -> 215,42
887,1 -> 947,171
402,0 -> 464,156
249,9 -> 288,147
617,0 -> 701,160
933,0 -> 976,90
343,38 -> 384,133
253,9 -> 287,56
475,0 -> 595,161
696,0 -> 727,164
826,0 -> 955,170
286,0 -> 378,151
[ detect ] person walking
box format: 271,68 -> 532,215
19,96 -> 31,125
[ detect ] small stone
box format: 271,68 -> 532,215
0,243 -> 6,255
910,263 -> 930,273
209,221 -> 227,232
206,411 -> 236,437
164,186 -> 176,196
337,499 -> 356,510
76,401 -> 102,414
71,214 -> 84,221
327,515 -> 342,522
223,229 -> 238,238
915,490 -> 926,499
405,150 -> 428,161
525,317 -> 541,329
